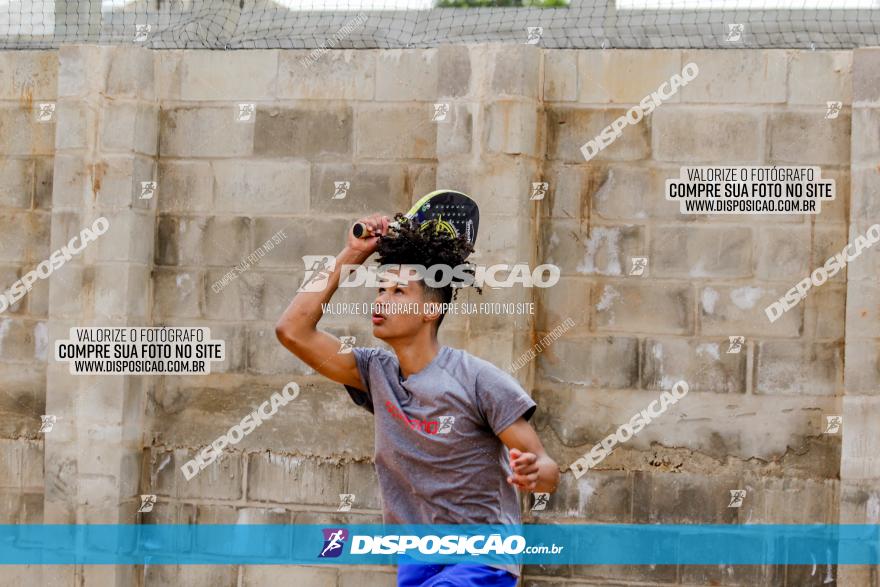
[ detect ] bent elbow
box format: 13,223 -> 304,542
275,322 -> 295,348
276,317 -> 314,353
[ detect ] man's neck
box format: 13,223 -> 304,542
390,337 -> 442,379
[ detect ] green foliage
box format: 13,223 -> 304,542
523,0 -> 569,6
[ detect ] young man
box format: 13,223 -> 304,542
275,212 -> 560,586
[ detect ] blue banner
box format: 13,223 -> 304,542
0,524 -> 877,565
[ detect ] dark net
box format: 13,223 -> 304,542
1,0 -> 879,49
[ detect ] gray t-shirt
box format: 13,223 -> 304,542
344,345 -> 537,576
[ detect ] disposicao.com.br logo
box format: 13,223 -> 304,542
318,530 -> 563,557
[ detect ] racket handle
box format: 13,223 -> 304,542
352,222 -> 368,239
352,220 -> 400,239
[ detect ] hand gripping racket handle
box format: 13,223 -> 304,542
352,220 -> 400,239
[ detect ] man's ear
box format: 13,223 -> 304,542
418,285 -> 443,327
422,302 -> 442,324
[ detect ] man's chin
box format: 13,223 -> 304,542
372,325 -> 406,343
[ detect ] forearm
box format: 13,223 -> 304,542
534,454 -> 560,493
276,246 -> 369,340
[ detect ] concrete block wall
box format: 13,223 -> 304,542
531,48 -> 855,587
0,51 -> 56,527
840,49 -> 880,587
0,44 -> 877,586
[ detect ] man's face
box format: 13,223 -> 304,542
371,266 -> 436,340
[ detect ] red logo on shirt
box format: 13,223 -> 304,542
385,401 -> 439,434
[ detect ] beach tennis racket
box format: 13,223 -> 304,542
352,189 -> 480,246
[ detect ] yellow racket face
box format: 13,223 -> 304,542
419,216 -> 458,239
406,190 -> 479,245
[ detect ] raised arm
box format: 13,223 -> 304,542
274,214 -> 389,391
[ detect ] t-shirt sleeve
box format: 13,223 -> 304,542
474,365 -> 537,435
343,347 -> 378,414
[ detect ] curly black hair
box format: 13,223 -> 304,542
375,213 -> 482,328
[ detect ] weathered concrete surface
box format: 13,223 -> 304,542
0,44 -> 876,586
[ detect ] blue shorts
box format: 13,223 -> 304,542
397,562 -> 518,587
